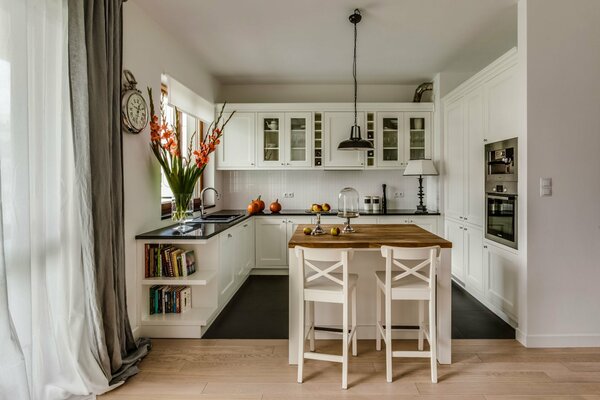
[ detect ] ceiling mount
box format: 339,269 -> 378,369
348,9 -> 362,25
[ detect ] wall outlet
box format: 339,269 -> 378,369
394,192 -> 404,198
283,192 -> 295,198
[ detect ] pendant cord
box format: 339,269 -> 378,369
353,18 -> 358,128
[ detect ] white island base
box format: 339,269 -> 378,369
288,247 -> 452,365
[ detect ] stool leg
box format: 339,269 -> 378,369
351,286 -> 357,356
308,301 -> 315,352
418,300 -> 424,351
342,293 -> 349,389
429,298 -> 438,383
385,291 -> 392,383
297,298 -> 305,384
376,283 -> 382,351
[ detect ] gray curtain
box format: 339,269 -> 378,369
68,0 -> 150,385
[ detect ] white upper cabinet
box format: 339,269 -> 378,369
485,66 -> 519,143
444,100 -> 465,222
258,113 -> 285,168
405,112 -> 432,162
217,112 -> 256,169
376,112 -> 405,168
285,113 -> 312,168
216,104 -> 432,170
323,111 -> 365,169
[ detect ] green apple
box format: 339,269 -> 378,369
330,227 -> 340,236
303,227 -> 313,235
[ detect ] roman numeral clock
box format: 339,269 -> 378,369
121,70 -> 149,134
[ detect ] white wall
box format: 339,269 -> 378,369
521,0 -> 600,346
218,83 -> 423,103
122,1 -> 220,334
219,170 -> 428,212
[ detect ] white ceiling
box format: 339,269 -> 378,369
132,0 -> 517,85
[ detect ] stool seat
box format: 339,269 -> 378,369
305,273 -> 358,302
374,271 -> 430,300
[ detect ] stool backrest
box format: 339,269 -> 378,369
295,247 -> 354,288
380,246 -> 440,290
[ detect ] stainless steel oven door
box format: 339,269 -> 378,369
485,193 -> 518,249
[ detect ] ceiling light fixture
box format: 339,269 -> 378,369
338,9 -> 373,151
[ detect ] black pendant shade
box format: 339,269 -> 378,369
338,9 -> 373,151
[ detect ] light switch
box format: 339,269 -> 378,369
540,177 -> 552,197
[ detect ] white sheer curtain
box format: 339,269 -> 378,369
0,0 -> 108,398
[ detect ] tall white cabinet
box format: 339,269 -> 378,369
442,48 -> 520,325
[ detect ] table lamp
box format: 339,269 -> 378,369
403,159 -> 438,214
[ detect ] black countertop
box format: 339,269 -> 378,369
136,209 -> 440,241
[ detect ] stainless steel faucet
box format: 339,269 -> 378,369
200,187 -> 219,217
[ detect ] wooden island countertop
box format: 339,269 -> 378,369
288,224 -> 452,249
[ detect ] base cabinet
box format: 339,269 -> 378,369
483,242 -> 519,319
445,218 -> 483,293
255,216 -> 311,269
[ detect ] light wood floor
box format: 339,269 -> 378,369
100,339 -> 600,399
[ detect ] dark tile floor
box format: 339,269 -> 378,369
204,275 -> 515,340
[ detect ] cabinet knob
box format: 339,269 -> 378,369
282,220 -> 286,223
251,163 -> 255,165
243,224 -> 248,228
228,233 -> 232,238
464,217 -> 468,221
464,227 -> 468,231
483,245 -> 488,249
281,163 -> 285,165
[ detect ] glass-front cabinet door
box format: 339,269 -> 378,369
284,112 -> 312,167
376,112 -> 405,167
258,113 -> 284,167
404,112 -> 431,161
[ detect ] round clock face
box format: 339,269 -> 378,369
126,92 -> 148,132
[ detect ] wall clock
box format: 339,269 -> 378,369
121,70 -> 149,134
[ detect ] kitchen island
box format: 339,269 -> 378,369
288,224 -> 452,364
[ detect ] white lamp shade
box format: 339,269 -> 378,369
403,159 -> 438,176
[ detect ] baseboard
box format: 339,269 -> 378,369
250,268 -> 289,276
523,333 -> 600,348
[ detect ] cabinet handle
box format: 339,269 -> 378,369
281,163 -> 285,165
464,217 -> 468,221
464,227 -> 468,231
483,245 -> 488,249
459,216 -> 463,220
483,139 -> 488,142
228,233 -> 232,238
251,162 -> 255,165
282,220 -> 286,223
243,224 -> 248,228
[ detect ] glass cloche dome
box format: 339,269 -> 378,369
338,187 -> 360,233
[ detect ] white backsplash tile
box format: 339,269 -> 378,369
220,170 -> 438,211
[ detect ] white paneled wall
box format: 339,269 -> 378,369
219,170 -> 434,211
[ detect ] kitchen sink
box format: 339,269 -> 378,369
194,213 -> 245,223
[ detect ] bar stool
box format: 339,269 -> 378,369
374,245 -> 440,383
295,246 -> 357,390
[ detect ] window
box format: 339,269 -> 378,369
159,86 -> 210,218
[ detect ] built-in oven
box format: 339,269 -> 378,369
485,192 -> 518,249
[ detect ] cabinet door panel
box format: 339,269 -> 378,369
255,218 -> 288,267
445,218 -> 465,282
239,220 -> 255,279
464,225 -> 484,294
323,112 -> 365,168
258,113 -> 285,168
486,66 -> 519,143
444,100 -> 465,221
376,112 -> 404,168
217,112 -> 256,169
405,112 -> 431,162
484,243 -> 519,318
219,229 -> 238,304
285,113 -> 312,167
464,90 -> 485,227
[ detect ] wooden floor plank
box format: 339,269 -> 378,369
97,339 -> 600,400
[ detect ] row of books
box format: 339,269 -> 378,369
149,285 -> 191,314
144,244 -> 196,278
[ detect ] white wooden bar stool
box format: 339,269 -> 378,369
375,245 -> 440,383
295,246 -> 357,390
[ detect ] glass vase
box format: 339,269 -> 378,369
172,192 -> 194,233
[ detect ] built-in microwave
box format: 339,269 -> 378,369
486,138 -> 518,184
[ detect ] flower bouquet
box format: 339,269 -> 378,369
147,87 -> 234,232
